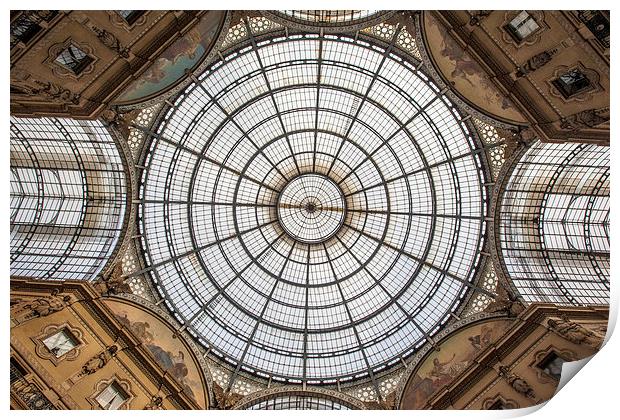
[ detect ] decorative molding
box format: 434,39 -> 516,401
95,123 -> 137,280
10,368 -> 56,409
547,63 -> 602,103
481,393 -> 519,409
262,11 -> 396,34
469,11 -> 491,27
144,395 -> 165,409
394,312 -> 509,408
10,79 -> 81,105
10,336 -> 80,409
80,345 -> 118,376
93,263 -> 133,296
560,107 -> 609,131
107,11 -> 148,32
497,365 -> 537,401
10,291 -> 72,325
530,345 -> 576,384
547,315 -> 605,350
516,47 -> 561,78
417,12 -> 521,130
500,11 -> 549,48
550,11 -> 609,74
106,293 -> 214,407
91,26 -> 130,58
115,11 -> 232,110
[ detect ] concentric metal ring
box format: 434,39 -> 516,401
277,174 -> 346,244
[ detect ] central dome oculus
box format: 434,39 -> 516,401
277,174 -> 346,244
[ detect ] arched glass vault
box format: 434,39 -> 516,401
137,28 -> 489,385
238,391 -> 359,409
498,141 -> 609,306
10,117 -> 127,280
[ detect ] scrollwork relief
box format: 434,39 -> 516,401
498,366 -> 536,400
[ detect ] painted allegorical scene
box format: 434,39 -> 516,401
423,13 -> 527,124
401,319 -> 513,409
115,11 -> 226,104
102,299 -> 208,409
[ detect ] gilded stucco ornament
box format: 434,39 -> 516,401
547,316 -> 605,350
80,345 -> 118,376
211,381 -> 243,409
498,366 -> 536,400
144,395 -> 164,410
11,292 -> 72,323
11,79 -> 80,105
560,107 -> 610,130
93,264 -> 133,296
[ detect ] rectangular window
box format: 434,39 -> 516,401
42,329 -> 78,357
505,11 -> 540,42
10,12 -> 58,48
10,357 -> 28,384
116,10 -> 145,26
538,352 -> 566,380
54,44 -> 94,75
577,11 -> 610,48
552,69 -> 592,98
488,400 -> 507,410
96,382 -> 129,410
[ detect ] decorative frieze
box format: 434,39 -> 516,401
516,48 -> 560,78
80,345 -> 118,376
560,107 -> 610,131
11,79 -> 80,105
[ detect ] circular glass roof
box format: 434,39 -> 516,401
139,31 -> 487,383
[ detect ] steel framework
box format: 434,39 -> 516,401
498,141 -> 609,306
136,27 -> 489,385
10,117 -> 127,280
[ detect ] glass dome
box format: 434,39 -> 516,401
138,31 -> 488,383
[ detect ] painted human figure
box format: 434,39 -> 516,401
429,354 -> 469,387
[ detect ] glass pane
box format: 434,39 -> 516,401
42,330 -> 78,357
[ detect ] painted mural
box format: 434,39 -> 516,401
401,319 -> 513,409
115,11 -> 226,104
103,298 -> 207,408
423,14 -> 527,124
